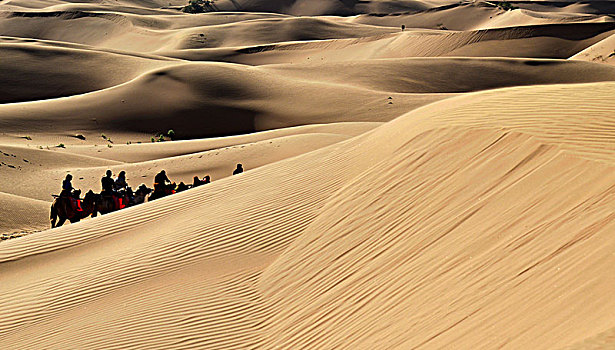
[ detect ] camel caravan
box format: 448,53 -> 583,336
50,164 -> 244,228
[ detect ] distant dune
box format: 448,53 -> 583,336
1,0 -> 614,349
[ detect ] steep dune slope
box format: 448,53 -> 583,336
261,128 -> 615,349
570,33 -> 615,65
258,82 -> 615,349
1,81 -> 614,349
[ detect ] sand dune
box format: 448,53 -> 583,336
3,57 -> 614,141
166,22 -> 615,64
0,10 -> 397,52
1,81 -> 614,349
0,192 -> 49,234
0,62 -> 449,139
1,0 -> 615,349
0,41 -> 176,103
261,57 -> 615,93
570,33 -> 615,65
353,3 -> 613,31
64,122 -> 378,162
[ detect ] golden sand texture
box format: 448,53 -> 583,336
1,0 -> 614,348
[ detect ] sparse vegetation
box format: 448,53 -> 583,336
150,130 -> 176,143
167,129 -> 176,140
100,133 -> 114,144
57,143 -> 65,148
74,134 -> 86,140
107,144 -> 113,148
22,136 -> 32,140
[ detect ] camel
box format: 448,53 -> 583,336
89,185 -> 152,216
50,190 -> 97,228
92,190 -> 129,216
131,185 -> 152,205
148,182 -> 176,201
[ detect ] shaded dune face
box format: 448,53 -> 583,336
1,0 -> 615,349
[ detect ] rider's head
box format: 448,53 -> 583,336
66,174 -> 72,180
237,163 -> 242,168
119,171 -> 126,177
106,169 -> 112,177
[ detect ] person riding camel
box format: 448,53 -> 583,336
101,170 -> 122,210
193,176 -> 204,187
60,174 -> 82,212
101,170 -> 114,195
176,182 -> 189,192
233,164 -> 243,175
114,171 -> 128,192
154,170 -> 171,193
61,174 -> 74,197
114,171 -> 129,209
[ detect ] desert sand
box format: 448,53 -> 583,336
1,0 -> 614,348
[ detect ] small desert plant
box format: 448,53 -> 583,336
75,134 -> 86,140
101,133 -> 107,140
57,143 -> 65,148
23,136 -> 32,140
158,135 -> 165,142
107,144 -> 113,148
167,129 -> 176,140
151,137 -> 156,143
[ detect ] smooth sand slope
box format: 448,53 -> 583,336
1,82 -> 614,349
1,0 -> 615,348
